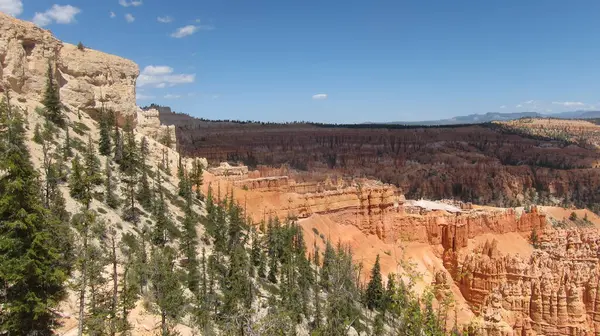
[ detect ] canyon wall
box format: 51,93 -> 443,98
168,115 -> 600,211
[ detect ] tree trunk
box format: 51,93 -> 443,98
111,234 -> 118,336
77,224 -> 89,336
161,309 -> 167,336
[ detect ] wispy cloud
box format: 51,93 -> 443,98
137,65 -> 195,88
499,105 -> 506,109
171,25 -> 199,38
164,94 -> 182,99
33,4 -> 81,27
125,13 -> 135,23
109,11 -> 116,18
0,0 -> 23,16
136,93 -> 155,100
552,101 -> 585,107
312,93 -> 328,100
119,0 -> 142,7
157,16 -> 172,23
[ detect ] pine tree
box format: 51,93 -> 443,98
365,254 -> 384,310
42,61 -> 65,127
113,129 -> 123,164
150,246 -> 185,336
320,241 -> 335,290
152,172 -> 177,246
84,135 -> 102,186
181,188 -> 200,293
104,157 -> 120,209
0,95 -> 71,334
33,123 -> 43,143
136,137 -> 152,210
98,108 -> 113,156
120,118 -> 138,222
70,154 -> 89,204
63,126 -> 73,159
192,158 -> 204,199
222,244 -> 253,314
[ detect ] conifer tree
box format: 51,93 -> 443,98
192,158 -> 204,199
114,129 -> 123,164
70,154 -> 89,204
136,137 -> 152,210
120,118 -> 138,221
63,126 -> 73,159
150,246 -> 185,336
98,108 -> 113,156
42,61 -> 65,127
366,254 -> 384,310
152,172 -> 177,246
84,135 -> 102,186
104,157 -> 120,209
118,233 -> 142,333
181,187 -> 200,293
222,244 -> 253,313
0,94 -> 70,334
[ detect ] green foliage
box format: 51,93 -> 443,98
365,254 -> 384,310
529,228 -> 540,249
150,246 -> 185,336
42,61 -> 65,127
136,137 -> 152,210
98,108 -> 113,156
0,95 -> 71,334
104,157 -> 120,209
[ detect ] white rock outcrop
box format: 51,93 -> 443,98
0,11 -> 139,123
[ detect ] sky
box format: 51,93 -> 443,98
3,0 -> 600,123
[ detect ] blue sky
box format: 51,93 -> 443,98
4,0 -> 600,123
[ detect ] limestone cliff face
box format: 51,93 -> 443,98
0,11 -> 139,123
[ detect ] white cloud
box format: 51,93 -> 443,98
109,11 -> 116,18
523,100 -> 535,104
157,16 -> 172,23
0,0 -> 23,16
142,65 -> 173,76
137,65 -> 195,88
552,101 -> 585,107
312,93 -> 328,100
171,25 -> 199,38
125,13 -> 135,23
33,4 -> 81,27
516,104 -> 522,108
164,94 -> 182,99
119,0 -> 142,7
136,93 -> 155,100
499,105 -> 506,109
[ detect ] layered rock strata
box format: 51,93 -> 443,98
0,12 -> 139,124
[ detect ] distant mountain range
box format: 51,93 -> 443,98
388,111 -> 600,126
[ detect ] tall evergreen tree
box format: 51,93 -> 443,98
98,108 -> 113,156
104,158 -> 120,209
150,247 -> 185,336
42,61 -> 64,127
0,95 -> 71,334
181,187 -> 200,293
120,118 -> 138,222
192,158 -> 204,199
63,126 -> 73,160
70,154 -> 89,204
136,137 -> 152,210
365,254 -> 384,310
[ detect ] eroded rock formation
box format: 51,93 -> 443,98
450,228 -> 600,335
0,11 -> 139,123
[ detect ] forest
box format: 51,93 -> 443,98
0,65 -> 478,335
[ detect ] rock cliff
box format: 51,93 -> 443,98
0,11 -> 139,124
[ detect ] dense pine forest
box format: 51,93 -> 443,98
0,64 -> 477,335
